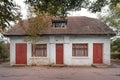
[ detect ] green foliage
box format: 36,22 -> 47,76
98,1 -> 120,28
25,0 -> 90,18
25,0 -> 120,18
111,53 -> 120,59
89,0 -> 120,13
0,0 -> 21,30
110,0 -> 120,9
19,8 -> 51,43
88,0 -> 108,12
0,42 -> 9,61
111,38 -> 120,59
111,38 -> 120,53
27,13 -> 51,36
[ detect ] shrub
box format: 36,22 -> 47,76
111,38 -> 120,53
111,53 -> 120,59
0,41 -> 9,62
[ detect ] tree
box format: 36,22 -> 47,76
111,38 -> 120,53
88,0 -> 108,12
96,1 -> 120,58
25,0 -> 120,17
88,0 -> 120,12
97,1 -> 120,37
0,0 -> 21,30
111,38 -> 120,59
25,0 -> 90,18
19,8 -> 51,63
98,2 -> 120,28
20,7 -> 51,40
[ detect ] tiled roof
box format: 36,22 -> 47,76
4,16 -> 115,36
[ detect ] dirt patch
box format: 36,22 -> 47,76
110,59 -> 120,68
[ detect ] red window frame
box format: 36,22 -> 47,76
72,44 -> 88,57
32,44 -> 47,57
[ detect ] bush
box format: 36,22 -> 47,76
111,53 -> 120,59
111,38 -> 120,52
0,41 -> 9,62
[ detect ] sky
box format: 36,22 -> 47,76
14,0 -> 98,19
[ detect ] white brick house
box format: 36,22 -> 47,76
4,16 -> 115,66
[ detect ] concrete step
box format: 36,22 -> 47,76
92,64 -> 109,68
50,64 -> 65,67
12,64 -> 27,67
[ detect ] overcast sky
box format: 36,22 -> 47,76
14,0 -> 98,19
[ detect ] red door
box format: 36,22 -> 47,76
16,43 -> 27,64
56,44 -> 63,64
93,43 -> 103,64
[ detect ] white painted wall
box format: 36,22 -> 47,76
9,35 -> 111,66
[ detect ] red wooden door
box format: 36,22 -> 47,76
93,43 -> 103,64
56,44 -> 63,64
16,43 -> 27,64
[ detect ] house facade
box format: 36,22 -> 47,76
5,16 -> 115,66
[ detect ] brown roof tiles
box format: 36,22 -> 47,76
4,16 -> 115,36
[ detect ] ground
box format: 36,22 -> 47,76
0,61 -> 120,80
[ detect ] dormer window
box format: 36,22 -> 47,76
52,20 -> 67,28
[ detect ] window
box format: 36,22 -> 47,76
72,44 -> 88,57
32,44 -> 47,57
52,20 -> 67,28
53,23 -> 66,28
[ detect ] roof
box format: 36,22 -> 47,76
4,16 -> 115,36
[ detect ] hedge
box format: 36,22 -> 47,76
111,53 -> 120,59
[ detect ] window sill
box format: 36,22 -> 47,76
72,56 -> 89,59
